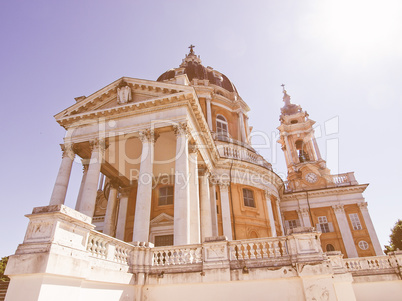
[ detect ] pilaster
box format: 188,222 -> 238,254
332,205 -> 358,258
358,202 -> 383,255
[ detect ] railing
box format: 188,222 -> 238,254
228,237 -> 288,260
217,142 -> 272,170
330,172 -> 358,186
151,245 -> 203,266
284,172 -> 358,193
87,231 -> 132,264
344,256 -> 393,272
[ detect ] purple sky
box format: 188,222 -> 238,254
1,0 -> 401,256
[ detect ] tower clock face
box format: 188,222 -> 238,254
305,172 -> 318,183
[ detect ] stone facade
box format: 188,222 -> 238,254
5,48 -> 401,300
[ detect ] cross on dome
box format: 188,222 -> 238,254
188,44 -> 195,54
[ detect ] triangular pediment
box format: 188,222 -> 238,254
150,213 -> 174,225
55,77 -> 193,121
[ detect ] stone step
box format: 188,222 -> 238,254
0,281 -> 10,301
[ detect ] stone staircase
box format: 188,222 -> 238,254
0,281 -> 9,301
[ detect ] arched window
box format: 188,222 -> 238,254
216,115 -> 229,137
326,244 -> 335,252
295,139 -> 310,163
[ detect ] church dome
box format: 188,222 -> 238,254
157,46 -> 237,93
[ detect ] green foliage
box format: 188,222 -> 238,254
0,256 -> 9,281
384,219 -> 402,254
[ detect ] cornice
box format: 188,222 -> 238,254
57,92 -> 192,128
54,76 -> 192,119
281,184 -> 369,201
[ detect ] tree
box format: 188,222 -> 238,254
0,256 -> 9,281
384,219 -> 402,254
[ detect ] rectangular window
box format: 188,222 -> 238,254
349,213 -> 362,230
158,186 -> 174,206
243,188 -> 255,207
316,216 -> 334,233
285,219 -> 301,229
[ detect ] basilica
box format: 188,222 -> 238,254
4,47 -> 402,301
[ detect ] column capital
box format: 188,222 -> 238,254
189,143 -> 198,154
198,168 -> 210,178
109,179 -> 120,189
357,202 -> 368,210
139,129 -> 159,143
218,181 -> 230,191
80,159 -> 89,172
119,186 -> 132,197
332,204 -> 345,214
61,143 -> 75,160
89,138 -> 107,152
173,122 -> 190,138
297,207 -> 310,217
264,190 -> 272,200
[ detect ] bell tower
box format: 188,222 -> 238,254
277,86 -> 331,191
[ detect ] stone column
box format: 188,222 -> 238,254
332,205 -> 359,258
298,208 -> 312,227
238,111 -> 247,143
265,191 -> 277,237
358,202 -> 383,255
275,198 -> 285,235
210,183 -> 219,236
79,139 -> 105,217
205,96 -> 213,131
49,143 -> 75,206
103,181 -> 119,237
75,161 -> 89,211
188,144 -> 201,244
116,187 -> 131,241
219,182 -> 233,240
245,115 -> 251,144
173,122 -> 191,245
200,170 -> 212,241
312,136 -> 322,160
132,129 -> 158,242
98,173 -> 105,191
283,134 -> 295,164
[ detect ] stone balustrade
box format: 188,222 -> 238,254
216,141 -> 272,170
83,229 -> 324,271
228,237 -> 288,261
327,251 -> 402,276
284,172 -> 359,192
330,172 -> 358,186
151,244 -> 203,266
87,230 -> 132,264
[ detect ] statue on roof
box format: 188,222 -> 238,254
281,84 -> 291,106
117,85 -> 132,104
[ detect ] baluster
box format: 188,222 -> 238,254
255,242 -> 263,259
261,241 -> 268,258
238,243 -> 245,260
273,241 -> 281,257
267,241 -> 274,257
249,243 -> 256,259
195,247 -> 202,263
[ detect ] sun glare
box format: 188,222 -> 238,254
317,0 -> 402,60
